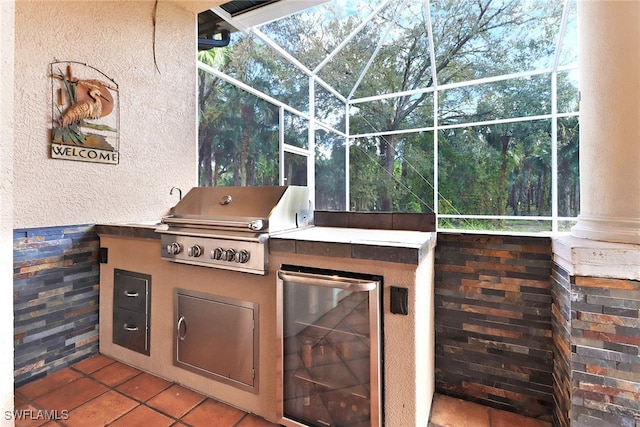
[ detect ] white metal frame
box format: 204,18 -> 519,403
199,0 -> 578,233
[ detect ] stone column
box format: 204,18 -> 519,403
552,2 -> 640,426
570,0 -> 640,245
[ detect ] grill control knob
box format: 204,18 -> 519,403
237,249 -> 250,263
188,245 -> 203,257
224,249 -> 236,262
167,242 -> 182,255
211,247 -> 224,260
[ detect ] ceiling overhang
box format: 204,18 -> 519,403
170,0 -> 228,14
198,0 -> 329,46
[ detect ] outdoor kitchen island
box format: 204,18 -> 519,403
96,214 -> 436,426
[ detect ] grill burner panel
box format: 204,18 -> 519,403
161,233 -> 267,274
158,186 -> 311,274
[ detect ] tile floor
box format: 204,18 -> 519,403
428,394 -> 552,427
15,354 -> 552,427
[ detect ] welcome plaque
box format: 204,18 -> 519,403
50,61 -> 120,165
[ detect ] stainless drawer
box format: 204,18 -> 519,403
114,270 -> 149,313
113,269 -> 151,356
113,307 -> 149,355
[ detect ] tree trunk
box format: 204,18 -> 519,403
381,134 -> 396,211
498,134 -> 511,217
213,150 -> 221,186
239,100 -> 253,186
537,172 -> 546,216
197,75 -> 213,187
201,135 -> 212,186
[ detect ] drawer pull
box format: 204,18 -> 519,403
123,324 -> 139,332
123,291 -> 139,297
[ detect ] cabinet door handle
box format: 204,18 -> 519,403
177,315 -> 187,341
123,323 -> 139,331
123,291 -> 139,297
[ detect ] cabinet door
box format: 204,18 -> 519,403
175,290 -> 257,393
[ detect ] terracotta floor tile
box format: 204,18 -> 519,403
33,377 -> 108,413
180,398 -> 245,427
489,408 -> 552,427
108,404 -> 175,427
90,361 -> 141,387
115,372 -> 172,402
236,413 -> 282,427
64,390 -> 138,427
72,354 -> 116,375
15,394 -> 28,409
13,403 -> 53,427
146,384 -> 206,419
16,355 -> 555,427
17,368 -> 83,401
429,394 -> 490,427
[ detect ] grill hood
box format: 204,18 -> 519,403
162,185 -> 312,234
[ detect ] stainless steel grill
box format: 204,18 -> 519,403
158,186 -> 311,274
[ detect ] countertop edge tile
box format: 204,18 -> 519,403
96,224 -> 163,240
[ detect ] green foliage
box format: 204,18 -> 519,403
52,123 -> 86,145
197,44 -> 280,187
315,130 -> 347,210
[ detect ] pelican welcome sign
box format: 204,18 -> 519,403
50,61 -> 120,165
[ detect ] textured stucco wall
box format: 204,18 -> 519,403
1,2 -> 15,425
13,0 -> 199,228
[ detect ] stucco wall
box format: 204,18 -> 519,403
1,2 -> 15,425
13,0 -> 200,228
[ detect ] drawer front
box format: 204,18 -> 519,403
113,308 -> 149,355
114,270 -> 149,313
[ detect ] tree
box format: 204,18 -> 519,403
340,0 -> 563,211
197,48 -> 229,186
198,35 -> 280,186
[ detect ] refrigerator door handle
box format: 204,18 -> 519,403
277,270 -> 377,292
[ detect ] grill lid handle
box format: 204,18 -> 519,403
249,219 -> 265,231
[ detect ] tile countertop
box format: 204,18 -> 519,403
95,222 -> 166,239
273,226 -> 434,247
271,226 -> 437,265
95,223 -> 437,266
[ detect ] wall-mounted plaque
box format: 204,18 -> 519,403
50,61 -> 120,165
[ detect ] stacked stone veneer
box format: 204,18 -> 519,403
13,224 -> 100,386
568,273 -> 640,427
551,264 -> 572,427
434,233 -> 554,421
